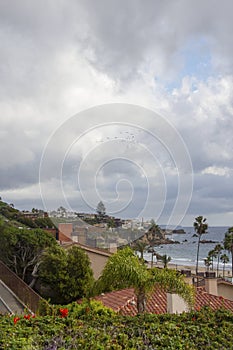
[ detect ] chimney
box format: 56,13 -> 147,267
167,293 -> 189,314
204,272 -> 218,296
58,223 -> 73,239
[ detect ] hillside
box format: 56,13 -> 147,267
0,200 -> 54,229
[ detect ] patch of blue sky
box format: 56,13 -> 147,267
162,37 -> 214,92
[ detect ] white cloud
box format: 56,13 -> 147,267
0,0 -> 233,225
202,166 -> 231,177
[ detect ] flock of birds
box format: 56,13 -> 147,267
95,129 -> 144,146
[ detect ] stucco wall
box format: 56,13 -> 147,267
86,250 -> 110,279
218,283 -> 233,301
63,243 -> 111,280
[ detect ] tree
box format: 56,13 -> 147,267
107,217 -> 116,229
57,206 -> 66,217
193,216 -> 208,276
0,220 -> 56,282
96,201 -> 106,217
208,249 -> 217,271
220,253 -> 229,278
132,240 -> 148,260
161,254 -> 171,268
39,245 -> 94,304
66,246 -> 94,300
213,244 -> 223,277
96,247 -> 194,314
150,249 -> 156,268
204,255 -> 212,272
223,227 -> 233,278
146,221 -> 164,245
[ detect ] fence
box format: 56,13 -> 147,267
0,260 -> 41,313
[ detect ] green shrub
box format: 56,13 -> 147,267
0,306 -> 233,349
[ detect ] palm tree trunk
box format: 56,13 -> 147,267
217,255 -> 220,277
231,251 -> 233,280
151,252 -> 154,268
196,235 -> 201,276
223,263 -> 225,278
137,288 -> 146,314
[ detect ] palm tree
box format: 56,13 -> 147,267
193,216 -> 208,276
132,240 -> 148,260
220,254 -> 229,278
161,254 -> 171,268
223,228 -> 233,278
96,247 -> 194,314
150,250 -> 157,268
204,255 -> 212,272
208,249 -> 217,271
214,244 -> 223,277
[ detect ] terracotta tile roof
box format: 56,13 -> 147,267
95,285 -> 233,316
195,287 -> 233,312
95,288 -> 136,316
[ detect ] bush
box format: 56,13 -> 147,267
0,306 -> 233,349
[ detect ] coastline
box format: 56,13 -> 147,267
143,226 -> 231,277
150,261 -> 232,278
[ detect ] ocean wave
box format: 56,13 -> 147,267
171,258 -> 193,262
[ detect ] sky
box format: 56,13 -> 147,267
0,0 -> 233,227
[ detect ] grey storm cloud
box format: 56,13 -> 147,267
1,1 -> 233,85
0,162 -> 38,190
194,174 -> 233,200
0,0 -> 232,225
77,0 -> 233,79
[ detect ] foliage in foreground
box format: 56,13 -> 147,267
0,302 -> 233,349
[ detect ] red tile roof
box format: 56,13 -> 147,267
95,285 -> 233,316
95,288 -> 136,316
195,287 -> 233,312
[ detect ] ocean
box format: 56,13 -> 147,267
143,226 -> 232,271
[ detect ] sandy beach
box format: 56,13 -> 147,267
150,261 -> 232,278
